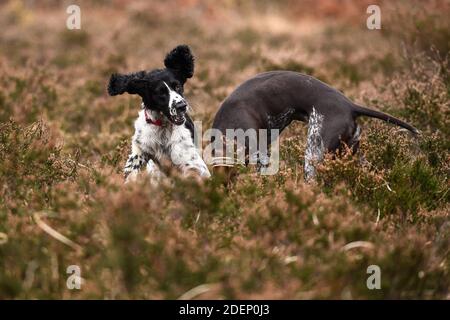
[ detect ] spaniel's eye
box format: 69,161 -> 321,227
170,82 -> 181,92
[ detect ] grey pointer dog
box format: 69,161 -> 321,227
211,71 -> 419,180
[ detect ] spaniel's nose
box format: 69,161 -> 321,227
175,101 -> 187,112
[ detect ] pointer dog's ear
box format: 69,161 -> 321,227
164,44 -> 194,82
107,71 -> 148,96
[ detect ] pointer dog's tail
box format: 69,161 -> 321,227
351,104 -> 419,135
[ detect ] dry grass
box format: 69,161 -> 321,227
0,0 -> 448,299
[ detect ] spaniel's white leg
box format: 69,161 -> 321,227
124,137 -> 149,183
145,159 -> 167,184
169,126 -> 211,178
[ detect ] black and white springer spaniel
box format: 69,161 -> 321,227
108,45 -> 210,183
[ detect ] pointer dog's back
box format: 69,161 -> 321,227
212,71 -> 418,179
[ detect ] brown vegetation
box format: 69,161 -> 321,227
0,0 -> 448,299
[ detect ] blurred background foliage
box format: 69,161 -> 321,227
0,0 -> 448,299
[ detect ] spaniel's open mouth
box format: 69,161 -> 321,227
144,109 -> 186,126
170,112 -> 186,125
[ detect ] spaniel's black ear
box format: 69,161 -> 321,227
164,45 -> 194,82
107,71 -> 148,96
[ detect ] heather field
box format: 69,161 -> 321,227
0,0 -> 449,299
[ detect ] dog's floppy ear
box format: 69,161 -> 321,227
164,44 -> 194,82
107,71 -> 148,96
